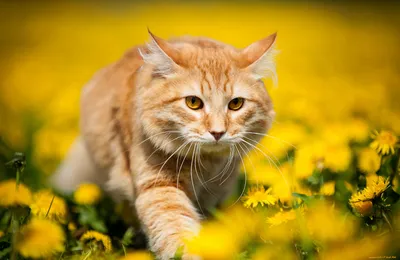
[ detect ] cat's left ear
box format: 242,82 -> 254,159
239,33 -> 278,83
140,29 -> 182,77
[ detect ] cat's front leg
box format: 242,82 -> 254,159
135,183 -> 201,260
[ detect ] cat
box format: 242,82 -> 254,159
51,30 -> 277,259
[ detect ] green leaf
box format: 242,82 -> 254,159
0,247 -> 12,258
292,192 -> 311,203
236,251 -> 250,260
172,246 -> 184,260
77,206 -> 108,233
121,227 -> 135,246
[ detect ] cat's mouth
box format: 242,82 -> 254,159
198,141 -> 232,153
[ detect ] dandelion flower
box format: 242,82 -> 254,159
306,202 -> 356,242
0,231 -> 4,238
320,181 -> 335,196
357,148 -> 381,174
323,144 -> 352,173
347,118 -> 369,142
351,201 -> 373,216
0,179 -> 32,207
30,190 -> 67,222
68,222 -> 77,232
74,183 -> 102,205
16,218 -> 65,258
186,223 -> 238,259
349,175 -> 389,207
242,186 -> 277,208
267,208 -> 303,226
121,251 -> 153,260
80,230 -> 112,252
370,130 -> 398,155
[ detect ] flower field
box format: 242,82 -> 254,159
0,2 -> 400,259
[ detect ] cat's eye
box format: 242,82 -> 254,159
228,97 -> 244,111
185,96 -> 204,110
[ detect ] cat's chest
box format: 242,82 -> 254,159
189,156 -> 240,210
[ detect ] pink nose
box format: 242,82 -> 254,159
209,131 -> 225,141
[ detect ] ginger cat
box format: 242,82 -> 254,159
52,30 -> 277,259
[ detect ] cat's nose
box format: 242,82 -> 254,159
209,131 -> 225,141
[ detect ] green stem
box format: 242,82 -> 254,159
389,148 -> 400,184
82,249 -> 92,260
382,211 -> 393,231
10,211 -> 19,260
15,168 -> 20,190
46,195 -> 56,218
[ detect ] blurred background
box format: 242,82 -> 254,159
0,1 -> 399,185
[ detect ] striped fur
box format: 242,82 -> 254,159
52,31 -> 277,259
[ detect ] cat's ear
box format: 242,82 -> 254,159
239,33 -> 278,83
139,29 -> 181,77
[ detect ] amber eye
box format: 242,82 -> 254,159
228,97 -> 244,111
185,96 -> 204,110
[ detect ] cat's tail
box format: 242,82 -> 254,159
50,136 -> 107,193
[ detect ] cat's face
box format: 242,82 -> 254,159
139,32 -> 276,155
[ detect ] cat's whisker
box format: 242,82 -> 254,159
237,141 -> 258,187
217,147 -> 234,181
242,131 -> 297,149
144,135 -> 184,165
177,142 -> 193,189
239,138 -> 290,190
219,145 -> 237,185
197,149 -> 207,171
133,130 -> 182,150
228,144 -> 247,208
206,147 -> 233,184
153,140 -> 189,188
215,147 -> 234,183
190,143 -> 204,216
242,136 -> 282,167
194,144 -> 215,196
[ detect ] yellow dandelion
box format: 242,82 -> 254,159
30,190 -> 67,222
0,179 -> 32,207
306,202 -> 357,242
185,223 -> 239,259
80,230 -> 112,252
349,175 -> 390,205
120,251 -> 153,260
347,118 -> 369,142
266,208 -> 304,227
294,142 -> 325,179
242,186 -> 277,208
74,183 -> 102,205
16,218 -> 65,258
0,231 -> 4,238
323,144 -> 352,173
68,222 -> 77,232
357,148 -> 381,174
320,181 -> 335,196
370,130 -> 398,155
351,201 -> 373,216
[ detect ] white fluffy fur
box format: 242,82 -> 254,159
248,43 -> 279,85
139,39 -> 176,77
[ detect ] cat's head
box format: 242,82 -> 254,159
138,30 -> 276,155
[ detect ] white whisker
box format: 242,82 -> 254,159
190,143 -> 204,216
194,144 -> 215,196
242,131 -> 297,149
144,135 -> 184,164
177,142 -> 193,189
219,146 -> 237,185
228,144 -> 247,208
239,138 -> 290,190
153,141 -> 188,188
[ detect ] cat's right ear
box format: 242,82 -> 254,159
139,29 -> 181,77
